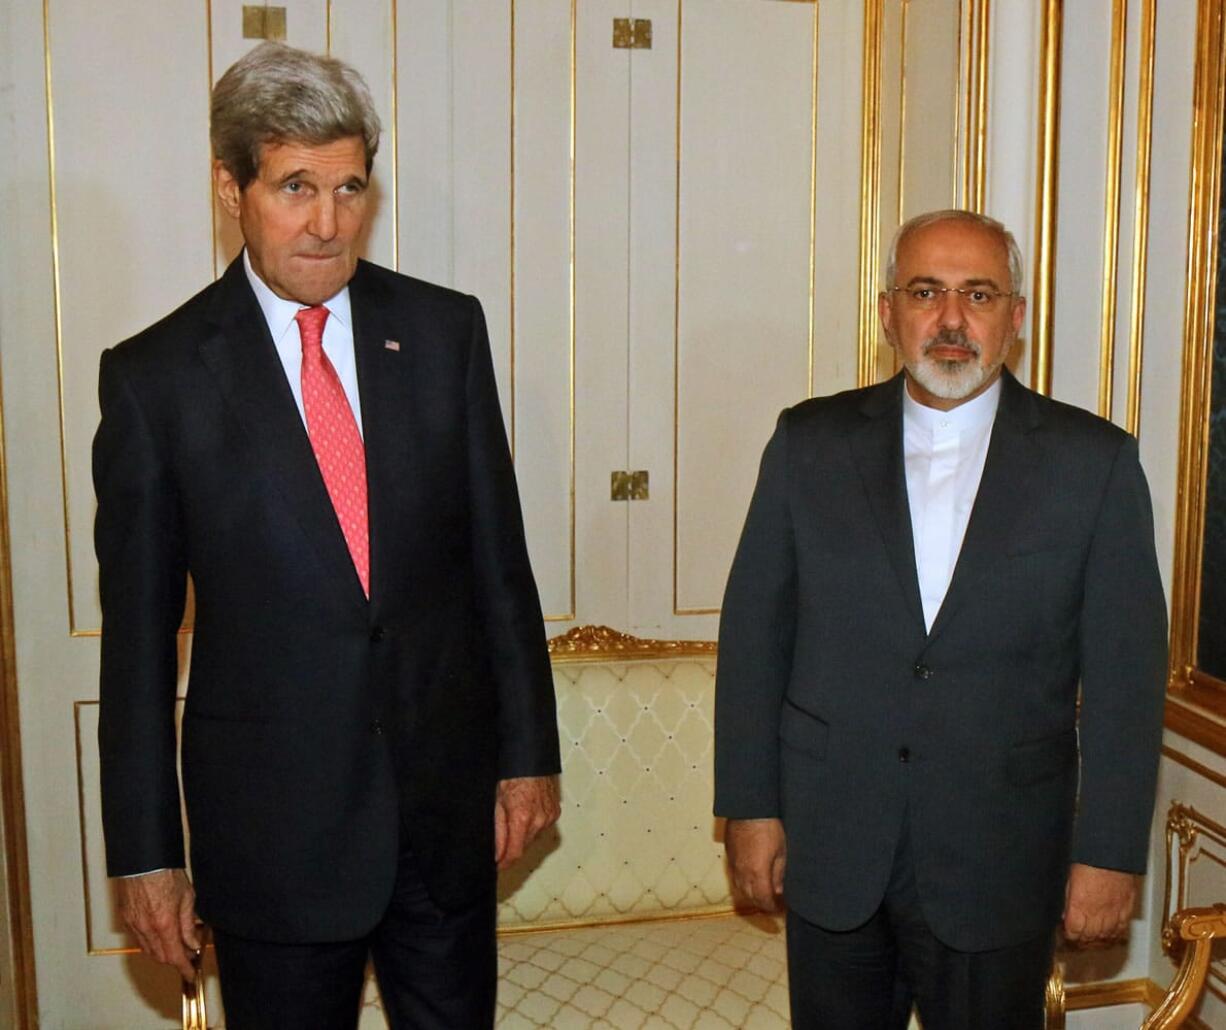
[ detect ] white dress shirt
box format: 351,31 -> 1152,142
243,250 -> 365,438
902,377 -> 1002,632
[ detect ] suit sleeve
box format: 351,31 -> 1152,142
1072,434 -> 1168,873
463,297 -> 560,779
713,411 -> 798,818
93,348 -> 188,876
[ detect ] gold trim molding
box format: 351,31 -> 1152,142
0,343 -> 38,1024
547,624 -> 716,663
1097,0 -> 1126,421
1030,0 -> 1062,396
1168,0 -> 1226,756
857,0 -> 884,388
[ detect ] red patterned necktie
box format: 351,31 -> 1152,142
295,305 -> 370,597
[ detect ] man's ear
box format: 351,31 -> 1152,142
213,161 -> 243,219
878,292 -> 895,341
1011,296 -> 1027,335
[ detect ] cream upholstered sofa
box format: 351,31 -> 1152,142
494,656 -> 792,1028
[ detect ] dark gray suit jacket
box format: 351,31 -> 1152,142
94,257 -> 560,943
714,370 -> 1167,951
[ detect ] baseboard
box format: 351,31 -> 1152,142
1064,977 -> 1209,1029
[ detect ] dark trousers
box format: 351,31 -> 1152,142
213,846 -> 496,1030
786,822 -> 1055,1030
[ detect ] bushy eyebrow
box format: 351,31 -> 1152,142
272,169 -> 368,189
903,274 -> 1005,291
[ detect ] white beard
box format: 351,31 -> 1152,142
904,330 -> 1008,401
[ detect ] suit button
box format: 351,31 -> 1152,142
370,626 -> 386,642
898,747 -> 910,763
913,663 -> 932,680
371,719 -> 384,735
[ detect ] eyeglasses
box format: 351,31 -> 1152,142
887,285 -> 1016,312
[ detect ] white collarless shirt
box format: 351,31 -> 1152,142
902,376 -> 1002,632
243,250 -> 365,439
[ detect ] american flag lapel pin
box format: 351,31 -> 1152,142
384,339 -> 401,352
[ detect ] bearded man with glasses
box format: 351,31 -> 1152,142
714,209 -> 1167,1029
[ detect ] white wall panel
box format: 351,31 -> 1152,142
54,0 -> 215,632
673,0 -> 815,614
513,0 -> 581,621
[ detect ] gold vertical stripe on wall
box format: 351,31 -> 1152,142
971,0 -> 989,212
896,0 -> 909,227
509,0 -> 517,456
959,0 -> 990,212
1030,0 -> 1063,396
0,363 -> 39,1024
42,0 -> 81,635
808,0 -> 819,395
1125,0 -> 1156,437
1098,0 -> 1126,421
857,0 -> 884,387
389,0 -> 399,272
1170,0 -> 1226,687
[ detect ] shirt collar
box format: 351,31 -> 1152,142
903,373 -> 1001,435
242,248 -> 353,342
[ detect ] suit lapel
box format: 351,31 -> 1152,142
348,262 -> 414,609
925,371 -> 1043,643
197,257 -> 369,611
850,375 -> 926,633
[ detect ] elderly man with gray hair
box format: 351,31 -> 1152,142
715,209 -> 1168,1028
94,42 -> 560,1028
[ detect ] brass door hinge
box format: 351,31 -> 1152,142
611,470 -> 650,501
613,18 -> 652,49
243,5 -> 287,40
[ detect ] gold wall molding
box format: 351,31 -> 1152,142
963,0 -> 990,212
857,0 -> 884,388
547,624 -> 716,663
1168,0 -> 1226,755
1125,0 -> 1156,437
0,351 -> 38,1025
1030,0 -> 1062,396
1098,0 -> 1127,421
1162,744 -> 1226,791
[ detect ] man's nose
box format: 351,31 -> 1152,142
308,196 -> 339,241
935,289 -> 968,328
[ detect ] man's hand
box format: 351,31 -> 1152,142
494,775 -> 561,870
725,818 -> 787,913
1063,862 -> 1136,945
115,868 -> 201,980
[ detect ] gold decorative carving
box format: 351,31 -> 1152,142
1125,0 -> 1156,437
1159,800 -> 1226,1016
1046,960 -> 1066,1028
1145,905 -> 1226,1029
547,624 -> 716,663
1168,0 -> 1226,755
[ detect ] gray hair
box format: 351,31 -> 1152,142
210,42 -> 381,188
885,209 -> 1025,296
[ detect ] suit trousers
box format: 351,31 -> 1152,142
786,815 -> 1055,1030
213,842 -> 497,1030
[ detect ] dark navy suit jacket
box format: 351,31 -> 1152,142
94,256 -> 560,943
714,371 -> 1167,951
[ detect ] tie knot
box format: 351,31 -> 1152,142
295,305 -> 330,353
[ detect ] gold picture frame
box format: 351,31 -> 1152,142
1168,0 -> 1226,754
